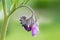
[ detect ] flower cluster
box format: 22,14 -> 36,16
20,16 -> 39,37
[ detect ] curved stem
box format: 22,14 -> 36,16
8,5 -> 35,17
21,5 -> 35,16
8,0 -> 30,17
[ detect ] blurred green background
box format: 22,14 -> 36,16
0,0 -> 60,40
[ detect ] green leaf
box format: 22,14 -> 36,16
6,0 -> 13,12
24,0 -> 30,4
0,1 -> 2,11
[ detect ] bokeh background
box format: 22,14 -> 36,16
0,0 -> 60,40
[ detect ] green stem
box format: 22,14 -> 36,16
0,0 -> 9,40
0,17 -> 8,40
2,0 -> 7,17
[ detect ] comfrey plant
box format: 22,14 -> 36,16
0,0 -> 39,40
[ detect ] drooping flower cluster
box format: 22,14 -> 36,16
20,16 -> 39,37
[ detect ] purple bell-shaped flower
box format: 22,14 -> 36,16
20,15 -> 39,36
20,6 -> 39,37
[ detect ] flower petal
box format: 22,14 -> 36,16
32,21 -> 39,37
23,25 -> 31,32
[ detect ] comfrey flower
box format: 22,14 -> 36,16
20,6 -> 39,37
20,15 -> 39,37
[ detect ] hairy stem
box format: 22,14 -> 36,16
8,5 -> 34,17
21,5 -> 34,16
